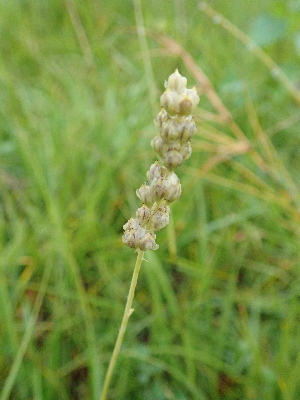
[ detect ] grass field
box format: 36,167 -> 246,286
1,1 -> 300,399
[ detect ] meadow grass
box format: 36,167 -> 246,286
1,0 -> 300,399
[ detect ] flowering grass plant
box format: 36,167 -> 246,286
100,70 -> 199,399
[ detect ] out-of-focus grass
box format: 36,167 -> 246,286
1,0 -> 300,399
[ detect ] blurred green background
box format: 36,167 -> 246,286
1,0 -> 300,399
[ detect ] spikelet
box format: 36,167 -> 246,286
122,70 -> 199,251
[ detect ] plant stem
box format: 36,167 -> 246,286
100,250 -> 144,400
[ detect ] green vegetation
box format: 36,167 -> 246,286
1,1 -> 300,399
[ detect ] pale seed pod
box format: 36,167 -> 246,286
147,161 -> 168,181
159,116 -> 196,144
122,230 -> 137,249
154,108 -> 169,127
151,135 -> 164,157
160,89 -> 179,116
136,183 -> 154,206
139,232 -> 159,251
122,218 -> 159,251
163,150 -> 183,171
151,206 -> 170,230
136,205 -> 151,226
166,69 -> 187,92
123,217 -> 141,231
160,120 -> 181,141
177,93 -> 196,116
160,84 -> 199,116
163,173 -> 182,202
180,142 -> 192,162
160,119 -> 179,142
179,117 -> 197,142
150,177 -> 167,201
186,87 -> 199,109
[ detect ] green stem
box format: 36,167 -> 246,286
100,250 -> 144,400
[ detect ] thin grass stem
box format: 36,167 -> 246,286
133,0 -> 157,114
100,250 -> 144,400
199,2 -> 300,107
0,261 -> 53,400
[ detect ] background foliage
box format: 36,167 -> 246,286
1,0 -> 300,399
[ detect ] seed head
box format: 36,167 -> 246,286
123,70 -> 198,251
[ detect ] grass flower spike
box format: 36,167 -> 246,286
101,70 -> 198,400
122,69 -> 199,251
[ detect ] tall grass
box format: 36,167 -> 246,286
1,0 -> 300,399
